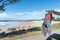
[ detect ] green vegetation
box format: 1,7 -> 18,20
7,31 -> 41,40
0,27 -> 41,39
0,24 -> 60,40
0,0 -> 20,12
51,23 -> 60,30
53,17 -> 60,21
47,34 -> 60,40
26,27 -> 41,32
41,17 -> 60,21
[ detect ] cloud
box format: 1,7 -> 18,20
24,11 -> 45,15
16,12 -> 24,16
0,12 -> 18,19
0,12 -> 8,18
16,11 -> 45,20
52,9 -> 60,12
0,11 -> 46,20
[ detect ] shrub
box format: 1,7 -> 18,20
27,27 -> 41,32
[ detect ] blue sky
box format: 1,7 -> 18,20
0,0 -> 60,20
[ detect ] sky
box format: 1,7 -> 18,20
0,0 -> 60,20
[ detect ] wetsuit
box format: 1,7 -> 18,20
42,13 -> 52,36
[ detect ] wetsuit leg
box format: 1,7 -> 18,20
47,24 -> 51,35
42,24 -> 47,36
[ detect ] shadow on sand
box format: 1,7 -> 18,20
46,33 -> 60,40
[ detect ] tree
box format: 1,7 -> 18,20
46,10 -> 60,15
0,0 -> 20,12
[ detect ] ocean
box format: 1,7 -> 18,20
0,21 -> 23,32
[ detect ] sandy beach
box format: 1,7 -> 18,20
15,20 -> 59,30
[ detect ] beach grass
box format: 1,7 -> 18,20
51,23 -> 60,30
1,31 -> 41,40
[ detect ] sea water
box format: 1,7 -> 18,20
0,21 -> 23,32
